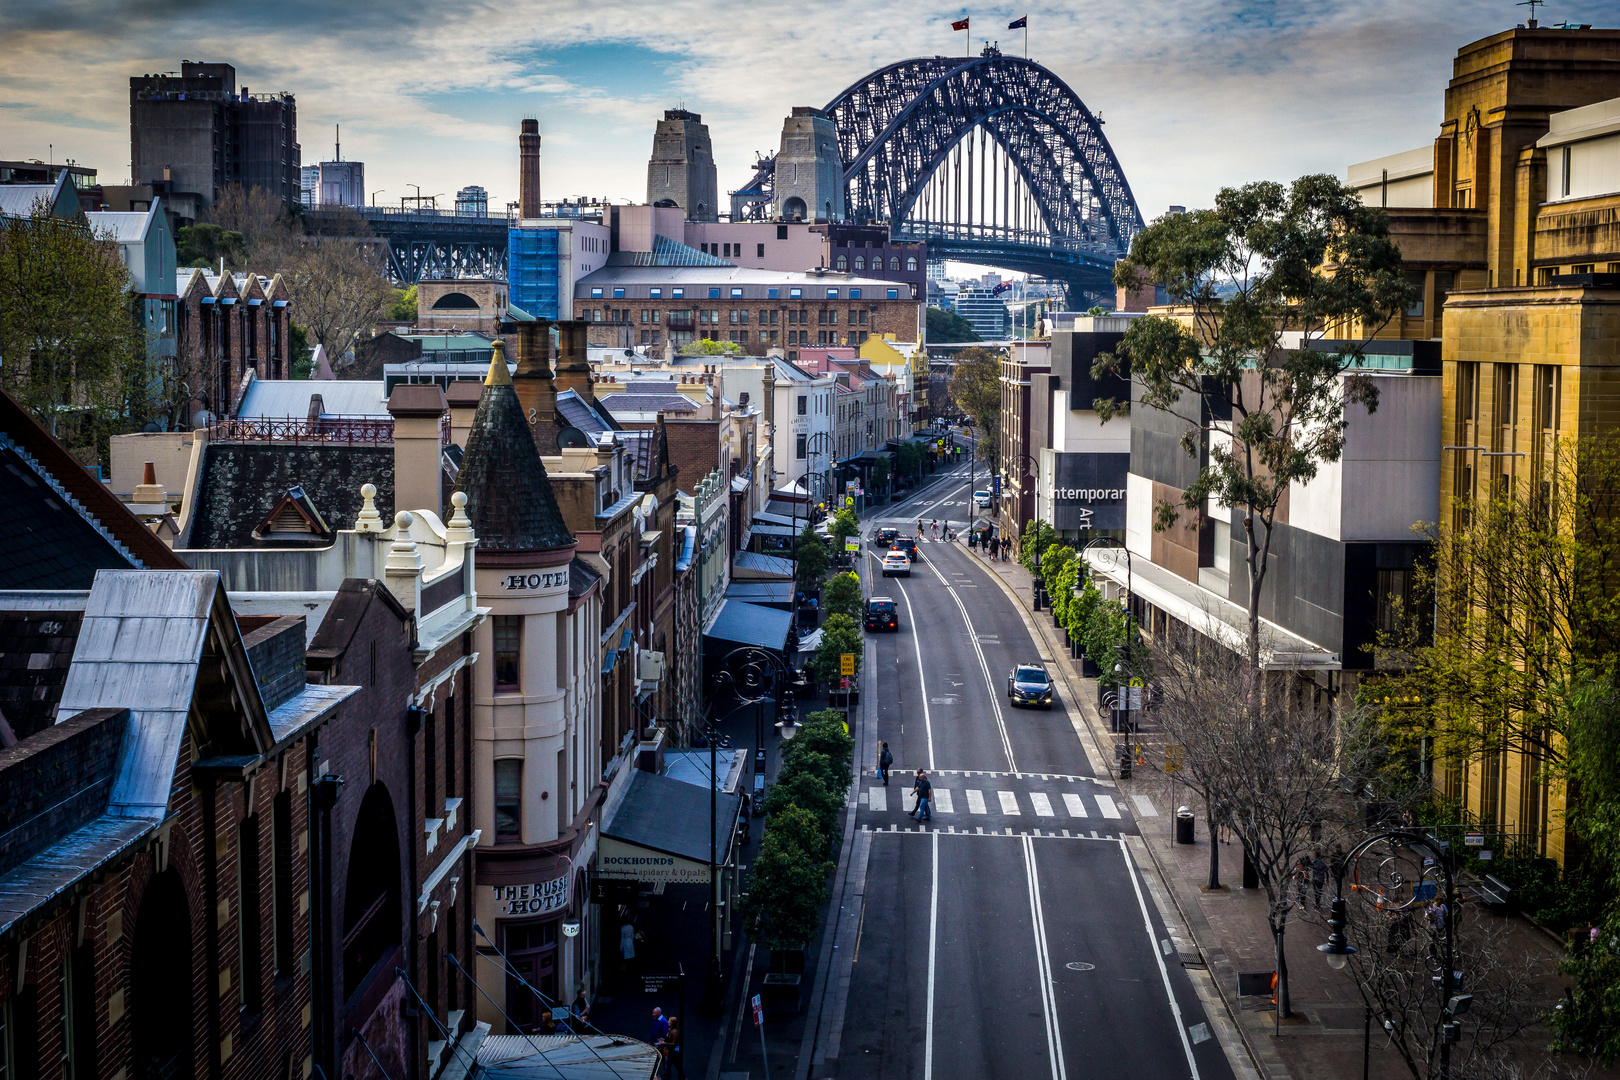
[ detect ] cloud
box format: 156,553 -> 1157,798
2,1 -> 1614,224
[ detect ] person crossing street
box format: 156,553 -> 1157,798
910,769 -> 933,821
879,741 -> 893,785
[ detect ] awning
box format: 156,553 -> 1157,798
477,1033 -> 663,1079
664,748 -> 749,794
731,474 -> 750,492
703,598 -> 793,652
796,627 -> 823,654
732,551 -> 794,581
750,522 -> 796,538
725,581 -> 794,607
752,510 -> 798,528
600,770 -> 741,881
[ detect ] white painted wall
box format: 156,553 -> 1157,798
1126,471 -> 1154,558
1541,96 -> 1620,202
1052,391 -> 1132,454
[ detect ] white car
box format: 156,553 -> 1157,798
881,551 -> 911,577
974,490 -> 992,509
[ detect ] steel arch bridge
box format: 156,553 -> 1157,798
823,47 -> 1144,301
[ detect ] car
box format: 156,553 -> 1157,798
865,596 -> 899,631
1007,664 -> 1055,708
974,490 -> 992,509
891,536 -> 920,561
881,551 -> 911,577
873,526 -> 900,548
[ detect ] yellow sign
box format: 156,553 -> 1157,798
845,541 -> 860,552
845,496 -> 855,508
840,654 -> 856,676
1129,677 -> 1144,688
1165,745 -> 1184,773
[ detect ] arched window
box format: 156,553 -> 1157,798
889,256 -> 900,271
907,256 -> 918,272
782,197 -> 807,222
132,869 -> 194,1080
854,256 -> 865,271
431,291 -> 480,310
343,783 -> 402,998
836,255 -> 848,271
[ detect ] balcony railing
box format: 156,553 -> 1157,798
210,414 -> 453,445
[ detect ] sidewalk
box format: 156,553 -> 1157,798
972,548 -> 1611,1080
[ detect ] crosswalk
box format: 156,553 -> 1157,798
862,785 -> 1136,823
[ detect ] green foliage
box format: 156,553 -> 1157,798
1067,577 -> 1101,646
764,767 -> 844,854
794,524 -> 830,591
1085,303 -> 1110,317
742,805 -> 832,950
822,572 -> 863,621
829,507 -> 860,541
0,208 -> 144,462
869,456 -> 890,492
1047,549 -> 1081,630
811,613 -> 863,685
926,305 -> 981,343
1095,174 -> 1414,674
895,440 -> 924,482
948,346 -> 1002,466
387,284 -> 418,323
679,338 -> 742,356
175,222 -> 246,269
289,323 -> 314,379
789,710 -> 855,785
1019,519 -> 1057,574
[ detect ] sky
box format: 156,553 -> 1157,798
2,0 -> 1615,231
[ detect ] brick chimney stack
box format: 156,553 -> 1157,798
519,118 -> 541,218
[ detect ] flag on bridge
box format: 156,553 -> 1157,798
1008,15 -> 1027,28
951,17 -> 969,30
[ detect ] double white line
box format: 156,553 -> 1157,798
1022,834 -> 1068,1080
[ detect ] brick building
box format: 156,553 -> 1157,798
175,267 -> 295,422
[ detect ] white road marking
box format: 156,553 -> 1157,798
1063,793 -> 1089,818
998,791 -> 1021,815
966,789 -> 988,814
934,789 -> 955,814
1121,838 -> 1202,1080
1030,793 -> 1055,817
1096,794 -> 1122,819
1132,794 -> 1159,817
869,787 -> 887,813
1022,834 -> 1068,1080
895,579 -> 935,770
925,829 -> 940,1080
919,556 -> 1018,771
1189,1022 -> 1212,1045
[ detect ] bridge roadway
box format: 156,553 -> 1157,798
818,468 -> 1238,1080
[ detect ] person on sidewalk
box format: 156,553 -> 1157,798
879,741 -> 893,785
1311,854 -> 1329,909
570,987 -> 592,1034
651,1006 -> 669,1046
1293,857 -> 1310,910
660,1015 -> 684,1079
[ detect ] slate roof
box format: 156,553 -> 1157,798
603,769 -> 741,865
555,388 -> 614,434
184,442 -> 394,549
568,556 -> 601,601
454,346 -> 574,553
0,388 -> 185,587
600,394 -> 699,415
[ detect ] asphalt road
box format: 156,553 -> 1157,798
830,467 -> 1236,1080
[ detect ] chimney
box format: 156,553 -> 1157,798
132,461 -> 168,505
387,383 -> 448,521
444,380 -> 484,448
555,320 -> 594,401
511,320 -> 561,450
519,118 -> 541,219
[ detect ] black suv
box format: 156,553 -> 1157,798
874,527 -> 899,548
865,597 -> 899,632
892,536 -> 920,561
1006,664 -> 1054,708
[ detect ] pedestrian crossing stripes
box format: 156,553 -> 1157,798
866,786 -> 1127,823
861,823 -> 1122,841
863,768 -> 1102,784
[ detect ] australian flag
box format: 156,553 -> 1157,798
1008,15 -> 1027,28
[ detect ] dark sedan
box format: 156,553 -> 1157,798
1006,664 -> 1054,708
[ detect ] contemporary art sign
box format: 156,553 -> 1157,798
492,873 -> 571,916
1050,453 -> 1130,531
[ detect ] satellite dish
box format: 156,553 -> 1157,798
556,426 -> 589,450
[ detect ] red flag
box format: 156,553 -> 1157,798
951,17 -> 969,30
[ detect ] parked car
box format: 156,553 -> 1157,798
881,551 -> 912,577
874,526 -> 900,548
865,596 -> 899,631
1007,663 -> 1055,708
974,490 -> 992,509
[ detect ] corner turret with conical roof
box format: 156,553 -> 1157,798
454,339 -> 575,552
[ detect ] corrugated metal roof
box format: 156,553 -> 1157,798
477,1033 -> 664,1078
237,379 -> 388,418
731,551 -> 794,579
0,185 -> 58,217
85,209 -> 151,244
703,597 -> 792,650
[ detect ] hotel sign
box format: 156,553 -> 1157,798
500,569 -> 569,592
492,872 -> 571,916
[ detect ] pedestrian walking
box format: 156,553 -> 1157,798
931,518 -> 940,539
1311,854 -> 1329,909
911,770 -> 933,821
660,1015 -> 684,1079
571,987 -> 592,1034
651,1006 -> 669,1047
1293,858 -> 1310,909
879,741 -> 893,785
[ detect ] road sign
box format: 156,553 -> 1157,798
1125,685 -> 1143,711
752,994 -> 764,1028
845,495 -> 855,508
840,677 -> 850,690
1165,745 -> 1183,773
845,540 -> 859,552
840,653 -> 856,676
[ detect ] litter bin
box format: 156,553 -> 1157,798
1175,806 -> 1196,845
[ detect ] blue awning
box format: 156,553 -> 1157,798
703,598 -> 792,652
602,648 -> 618,675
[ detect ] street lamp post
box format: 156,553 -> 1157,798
1317,830 -> 1464,1080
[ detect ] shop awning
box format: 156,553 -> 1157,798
725,581 -> 794,608
731,550 -> 794,581
600,770 -> 741,881
703,598 -> 792,652
477,1033 -> 663,1079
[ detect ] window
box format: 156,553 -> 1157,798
850,288 -> 861,299
672,288 -> 684,299
890,257 -> 900,271
272,789 -> 293,977
493,615 -> 521,691
818,309 -> 828,325
652,330 -> 661,345
768,288 -> 780,299
650,288 -> 662,298
613,287 -> 625,298
709,288 -> 721,299
651,310 -> 660,325
759,309 -> 769,324
859,309 -> 868,325
789,288 -> 802,299
829,310 -> 838,325
777,224 -> 789,239
798,395 -> 807,415
854,256 -> 865,271
757,243 -> 765,257
494,759 -> 523,842
729,331 -> 739,343
826,288 -> 839,298
1376,569 -> 1415,637
797,434 -> 808,460
770,329 -> 779,343
1403,270 -> 1425,317
711,309 -> 720,325
907,256 -> 918,271
723,243 -> 732,257
731,288 -> 744,298
1561,145 -> 1572,198
237,814 -> 263,1014
769,309 -> 779,324
590,287 -> 603,299
640,330 -> 650,344
1538,365 -> 1559,430
887,288 -> 899,300
699,310 -> 709,325
730,310 -> 739,325
836,255 -> 848,271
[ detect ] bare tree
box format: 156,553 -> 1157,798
279,238 -> 394,367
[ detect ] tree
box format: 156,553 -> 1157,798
175,222 -> 246,269
387,284 -> 418,323
764,767 -> 844,854
895,440 -> 924,484
811,613 -> 863,685
206,183 -> 300,267
280,239 -> 395,365
869,455 -> 891,497
948,346 -> 1002,466
829,507 -> 860,543
680,338 -> 742,356
1020,519 -> 1058,574
794,525 -> 830,592
926,305 -> 980,343
791,710 -> 855,783
1086,304 -> 1110,317
1095,175 -> 1414,680
0,205 -> 144,459
743,805 -> 832,949
822,572 -> 863,621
